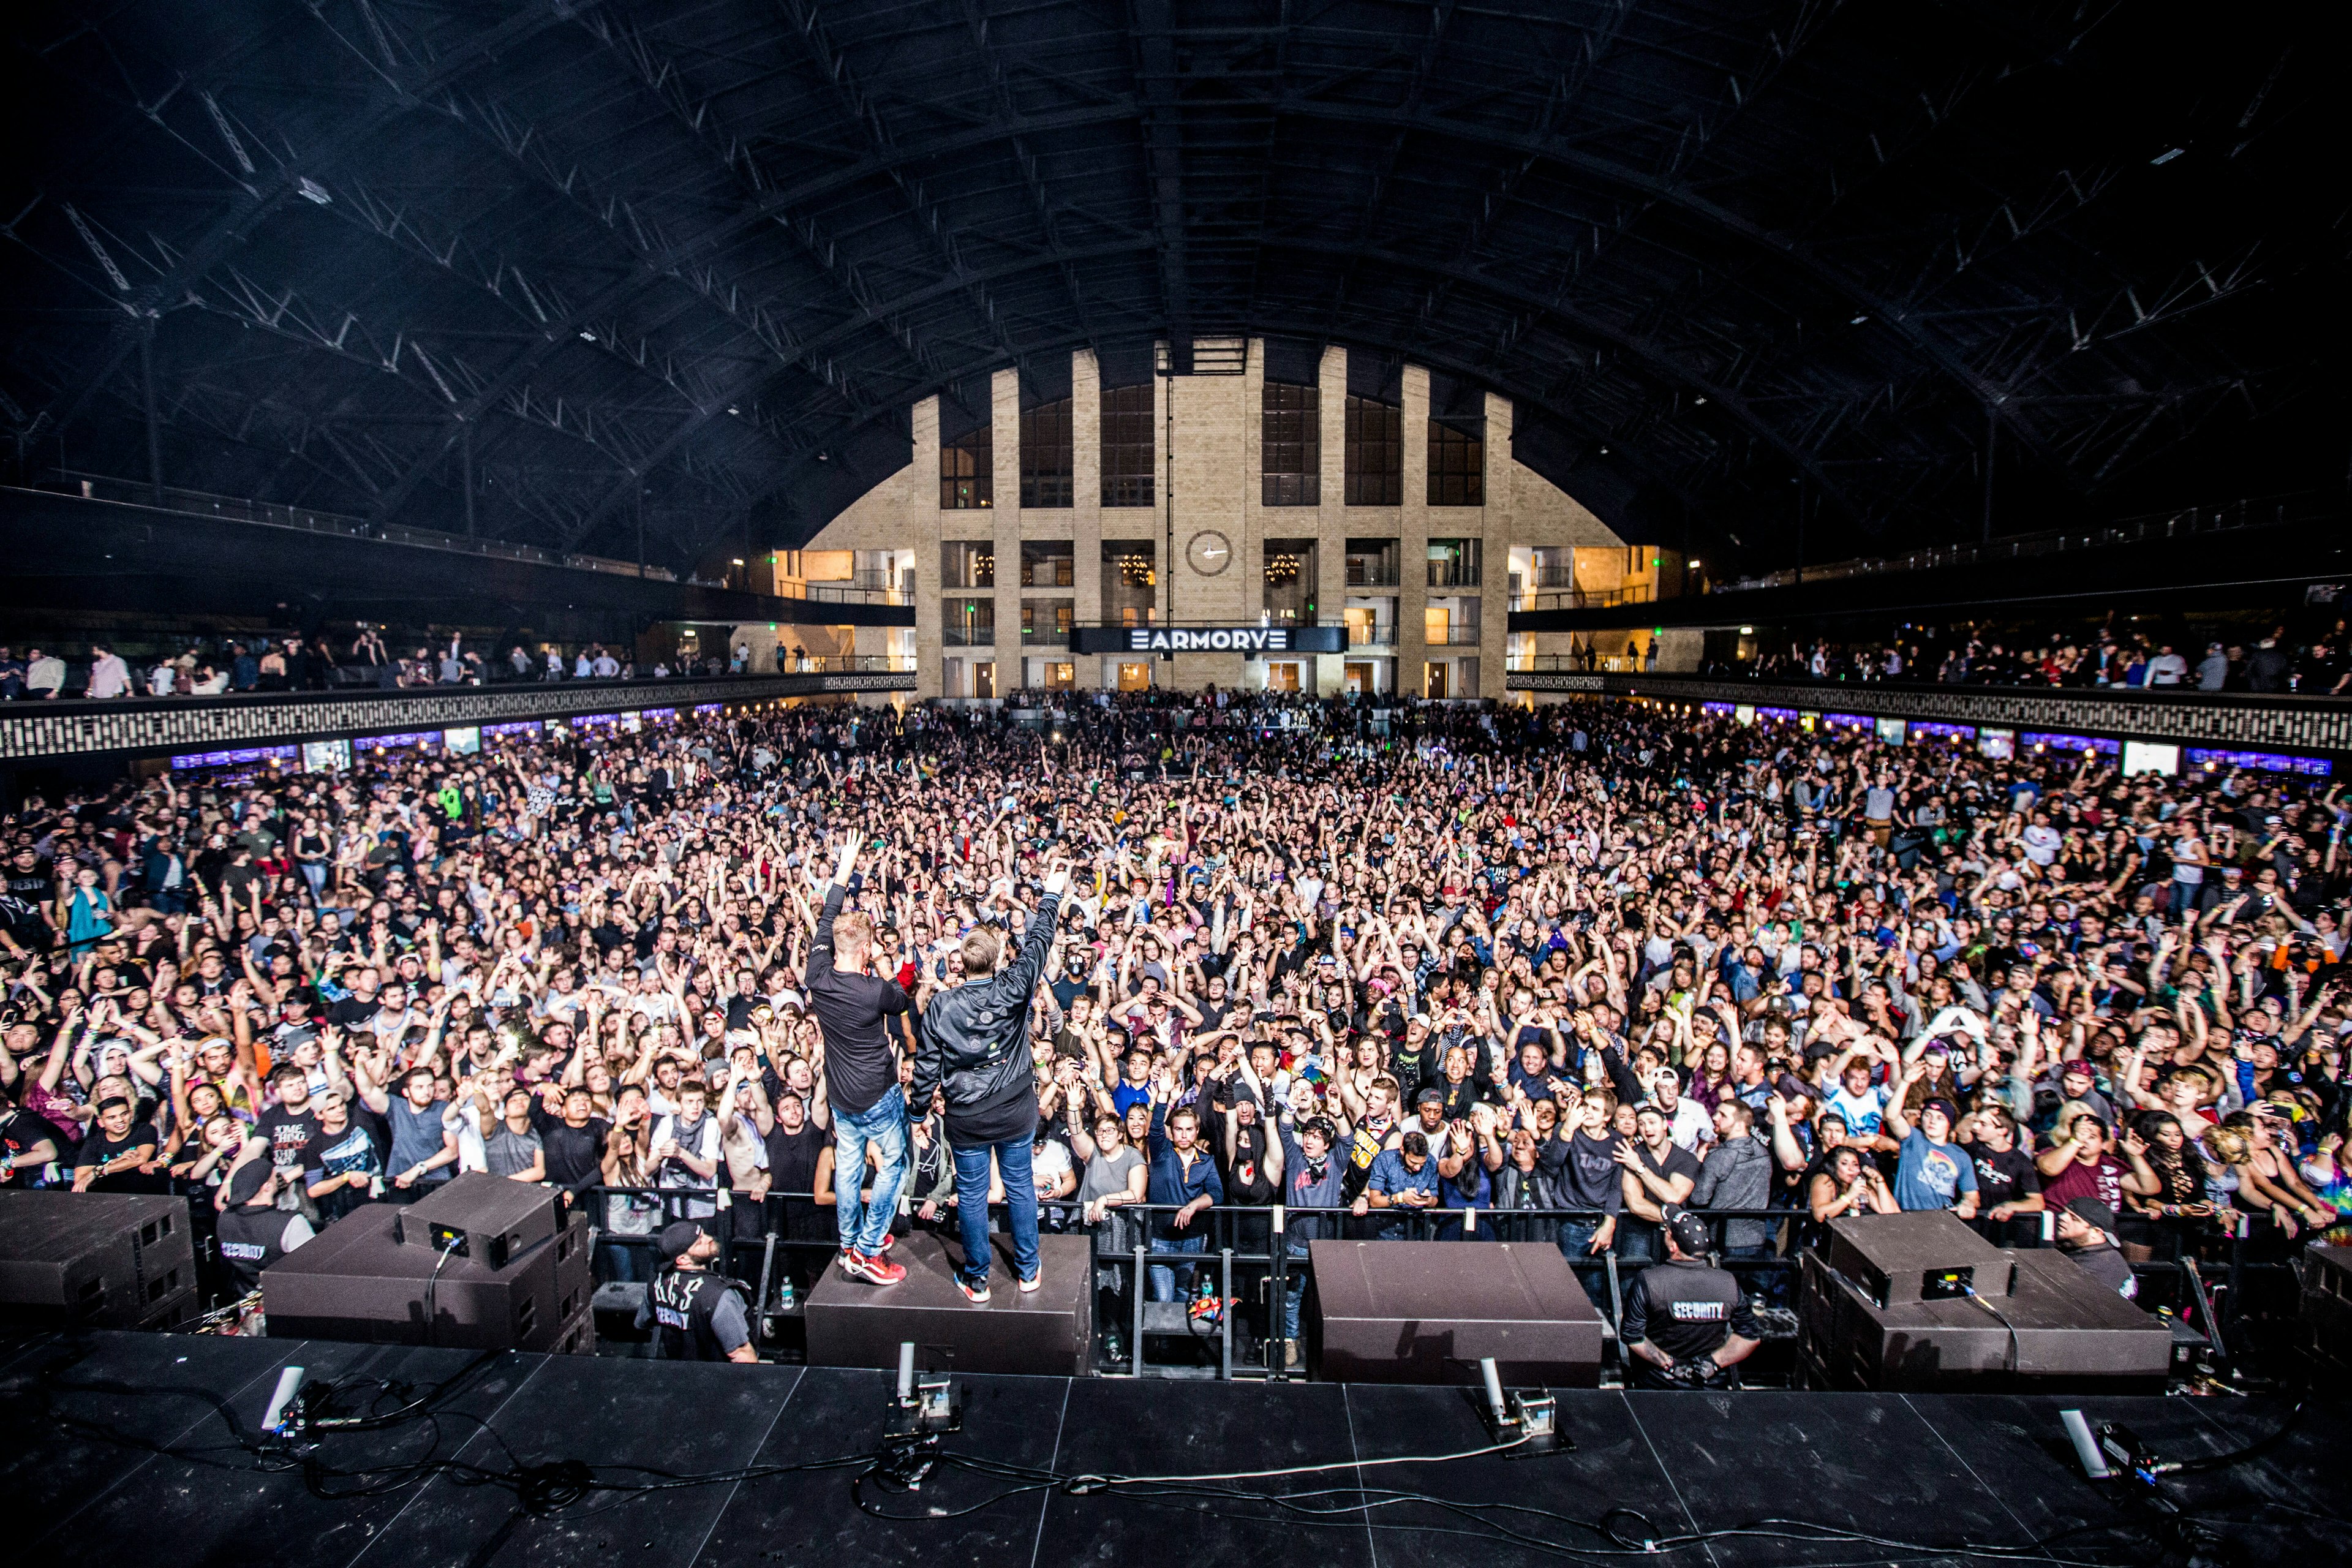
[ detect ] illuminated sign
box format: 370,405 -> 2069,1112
1072,625 -> 1346,655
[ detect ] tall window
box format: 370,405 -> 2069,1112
1101,383 -> 1155,507
1427,418 -> 1484,506
1262,382 -> 1320,506
1344,396 -> 1401,505
941,423 -> 992,509
1019,398 -> 1073,508
941,541 -> 994,589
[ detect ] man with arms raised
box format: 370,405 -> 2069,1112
807,834 -> 913,1286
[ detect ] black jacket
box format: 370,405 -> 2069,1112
910,894 -> 1062,1141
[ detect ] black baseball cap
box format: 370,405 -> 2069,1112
1662,1205 -> 1712,1256
657,1220 -> 706,1261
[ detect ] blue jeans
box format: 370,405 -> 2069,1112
597,1236 -> 648,1283
1148,1231 -> 1207,1302
1558,1219 -> 1611,1309
832,1095 -> 910,1256
1282,1242 -> 1310,1340
1721,1242 -> 1781,1306
951,1136 -> 1039,1287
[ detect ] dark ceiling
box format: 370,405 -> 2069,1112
2,1 -> 2335,576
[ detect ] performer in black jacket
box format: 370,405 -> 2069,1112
910,855 -> 1071,1303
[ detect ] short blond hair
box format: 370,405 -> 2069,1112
835,911 -> 875,954
961,927 -> 1001,976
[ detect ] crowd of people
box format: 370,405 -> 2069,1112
1708,614 -> 2351,694
0,629 -> 767,699
0,685 -> 2346,1375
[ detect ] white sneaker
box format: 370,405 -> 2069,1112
1019,1271 -> 1042,1294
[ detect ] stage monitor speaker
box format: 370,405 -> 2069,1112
1798,1247 -> 2168,1391
2298,1245 -> 2352,1354
805,1231 -> 1091,1377
1308,1239 -> 1604,1387
264,1204 -> 592,1351
393,1173 -> 560,1268
0,1189 -> 198,1330
1826,1211 -> 2014,1308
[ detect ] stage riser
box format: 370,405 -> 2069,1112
804,1231 -> 1091,1377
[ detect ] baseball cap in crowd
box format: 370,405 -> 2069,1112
657,1220 -> 706,1261
224,1159 -> 272,1208
1415,1085 -> 1445,1107
2064,1196 -> 2118,1232
1662,1205 -> 1713,1256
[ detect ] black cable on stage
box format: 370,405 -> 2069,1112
2165,1398 -> 2307,1474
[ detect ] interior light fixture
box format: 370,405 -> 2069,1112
2150,147 -> 2184,165
1849,314 -> 1869,325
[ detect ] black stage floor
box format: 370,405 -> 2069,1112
3,1330 -> 2344,1568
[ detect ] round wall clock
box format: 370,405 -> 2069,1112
1185,529 -> 1232,576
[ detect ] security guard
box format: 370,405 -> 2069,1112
214,1158 -> 315,1293
1618,1206 -> 1762,1390
638,1220 -> 759,1362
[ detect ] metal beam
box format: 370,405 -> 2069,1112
1131,0 -> 1191,366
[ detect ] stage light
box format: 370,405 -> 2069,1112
297,178 -> 331,205
1849,314 -> 1869,325
1740,625 -> 1754,635
2150,147 -> 2184,165
579,329 -> 597,341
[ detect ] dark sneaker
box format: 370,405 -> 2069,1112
957,1277 -> 992,1304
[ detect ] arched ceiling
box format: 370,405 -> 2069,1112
2,1 -> 2334,575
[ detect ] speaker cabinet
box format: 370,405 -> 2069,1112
0,1189 -> 198,1330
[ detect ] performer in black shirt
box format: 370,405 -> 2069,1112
804,835 -> 913,1286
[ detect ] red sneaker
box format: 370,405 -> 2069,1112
845,1250 -> 907,1286
872,1231 -> 896,1254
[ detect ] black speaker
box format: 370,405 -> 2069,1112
264,1204 -> 593,1351
2299,1244 -> 2352,1359
0,1189 -> 198,1330
1309,1238 -> 1605,1387
1798,1246 -> 2169,1390
1826,1211 -> 2015,1308
392,1173 -> 560,1268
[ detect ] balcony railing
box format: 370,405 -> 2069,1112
28,473 -> 914,602
941,625 -> 996,647
1426,561 -> 1482,588
774,654 -> 916,674
1020,627 -> 1071,647
1423,625 -> 1485,646
1344,563 -> 1401,587
1345,622 -> 1396,647
1708,493 -> 2323,595
1520,583 -> 1657,612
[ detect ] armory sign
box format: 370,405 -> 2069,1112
1072,625 -> 1346,655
